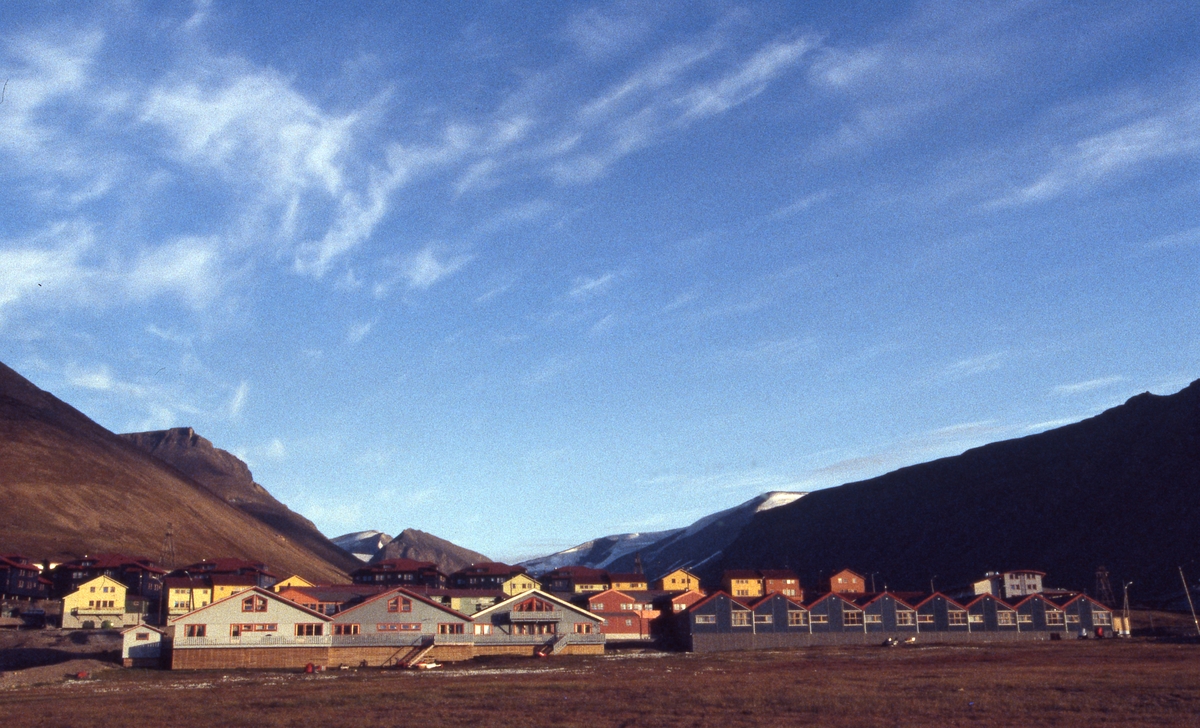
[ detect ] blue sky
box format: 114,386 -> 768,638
2,1 -> 1198,562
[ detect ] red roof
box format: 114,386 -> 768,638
358,558 -> 440,573
61,553 -> 164,573
911,593 -> 968,610
722,570 -> 762,580
545,565 -> 608,581
607,573 -> 647,583
453,562 -> 525,577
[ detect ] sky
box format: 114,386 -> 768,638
2,1 -> 1198,563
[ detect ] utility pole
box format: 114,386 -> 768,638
1095,565 -> 1115,606
1121,582 -> 1133,637
1180,567 -> 1200,637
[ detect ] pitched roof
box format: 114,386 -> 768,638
168,586 -> 330,623
686,590 -> 751,613
332,586 -> 470,621
758,570 -> 800,580
607,573 -> 647,583
722,570 -> 762,580
60,554 -> 165,573
453,562 -> 525,577
472,589 -> 604,622
911,593 -> 967,610
961,593 -> 1016,610
354,557 -> 437,571
746,592 -> 806,610
804,591 -> 863,610
544,565 -> 608,581
850,592 -> 918,610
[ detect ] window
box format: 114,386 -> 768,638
896,611 -> 915,626
918,614 -> 934,624
625,619 -> 633,626
788,611 -> 807,627
242,595 -> 267,613
810,614 -> 828,624
948,610 -> 967,626
694,614 -> 716,624
514,623 -> 556,635
735,590 -> 749,597
135,632 -> 150,641
295,623 -> 323,636
231,623 -> 277,637
387,596 -> 412,613
843,611 -> 863,626
997,611 -> 1016,626
754,614 -> 773,624
1093,610 -> 1112,626
473,624 -> 492,635
185,624 -> 206,638
1066,614 -> 1080,624
969,614 -> 984,623
574,623 -> 593,634
513,597 -> 555,612
731,611 -> 751,627
377,623 -> 421,631
334,624 -> 359,635
1046,611 -> 1064,625
1018,614 -> 1033,624
865,614 -> 882,624
438,623 -> 465,634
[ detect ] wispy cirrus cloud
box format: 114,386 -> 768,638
995,100 -> 1200,207
1052,376 -> 1124,396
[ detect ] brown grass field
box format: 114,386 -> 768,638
2,640 -> 1199,727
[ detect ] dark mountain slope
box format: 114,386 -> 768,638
0,361 -> 349,583
121,428 -> 361,573
720,382 -> 1200,599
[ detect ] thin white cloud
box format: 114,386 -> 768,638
229,380 -> 249,417
346,320 -> 375,345
940,351 -> 1007,379
568,272 -> 617,299
679,35 -> 816,121
1052,376 -> 1125,396
1147,226 -> 1200,249
995,101 -> 1200,207
266,438 -> 286,460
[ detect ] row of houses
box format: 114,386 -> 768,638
681,589 -> 1120,652
122,585 -> 607,669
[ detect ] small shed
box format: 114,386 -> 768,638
121,623 -> 166,668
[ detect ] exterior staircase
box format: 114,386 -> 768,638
395,639 -> 436,668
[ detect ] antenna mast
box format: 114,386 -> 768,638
160,522 -> 177,570
1180,567 -> 1200,637
1094,565 -> 1116,606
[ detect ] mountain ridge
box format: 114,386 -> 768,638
0,361 -> 349,583
719,382 -> 1200,599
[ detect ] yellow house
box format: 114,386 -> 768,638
722,571 -> 764,598
653,568 -> 701,592
164,576 -> 214,617
502,573 -> 541,596
609,573 -> 649,591
211,574 -> 258,601
62,575 -> 129,629
273,575 -> 315,592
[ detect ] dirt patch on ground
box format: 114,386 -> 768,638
0,628 -> 120,675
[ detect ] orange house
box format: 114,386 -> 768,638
826,569 -> 866,594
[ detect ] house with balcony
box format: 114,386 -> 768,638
327,587 -> 474,667
471,589 -> 605,656
62,575 -> 139,629
168,587 -> 332,670
50,554 -> 165,607
352,558 -> 447,588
